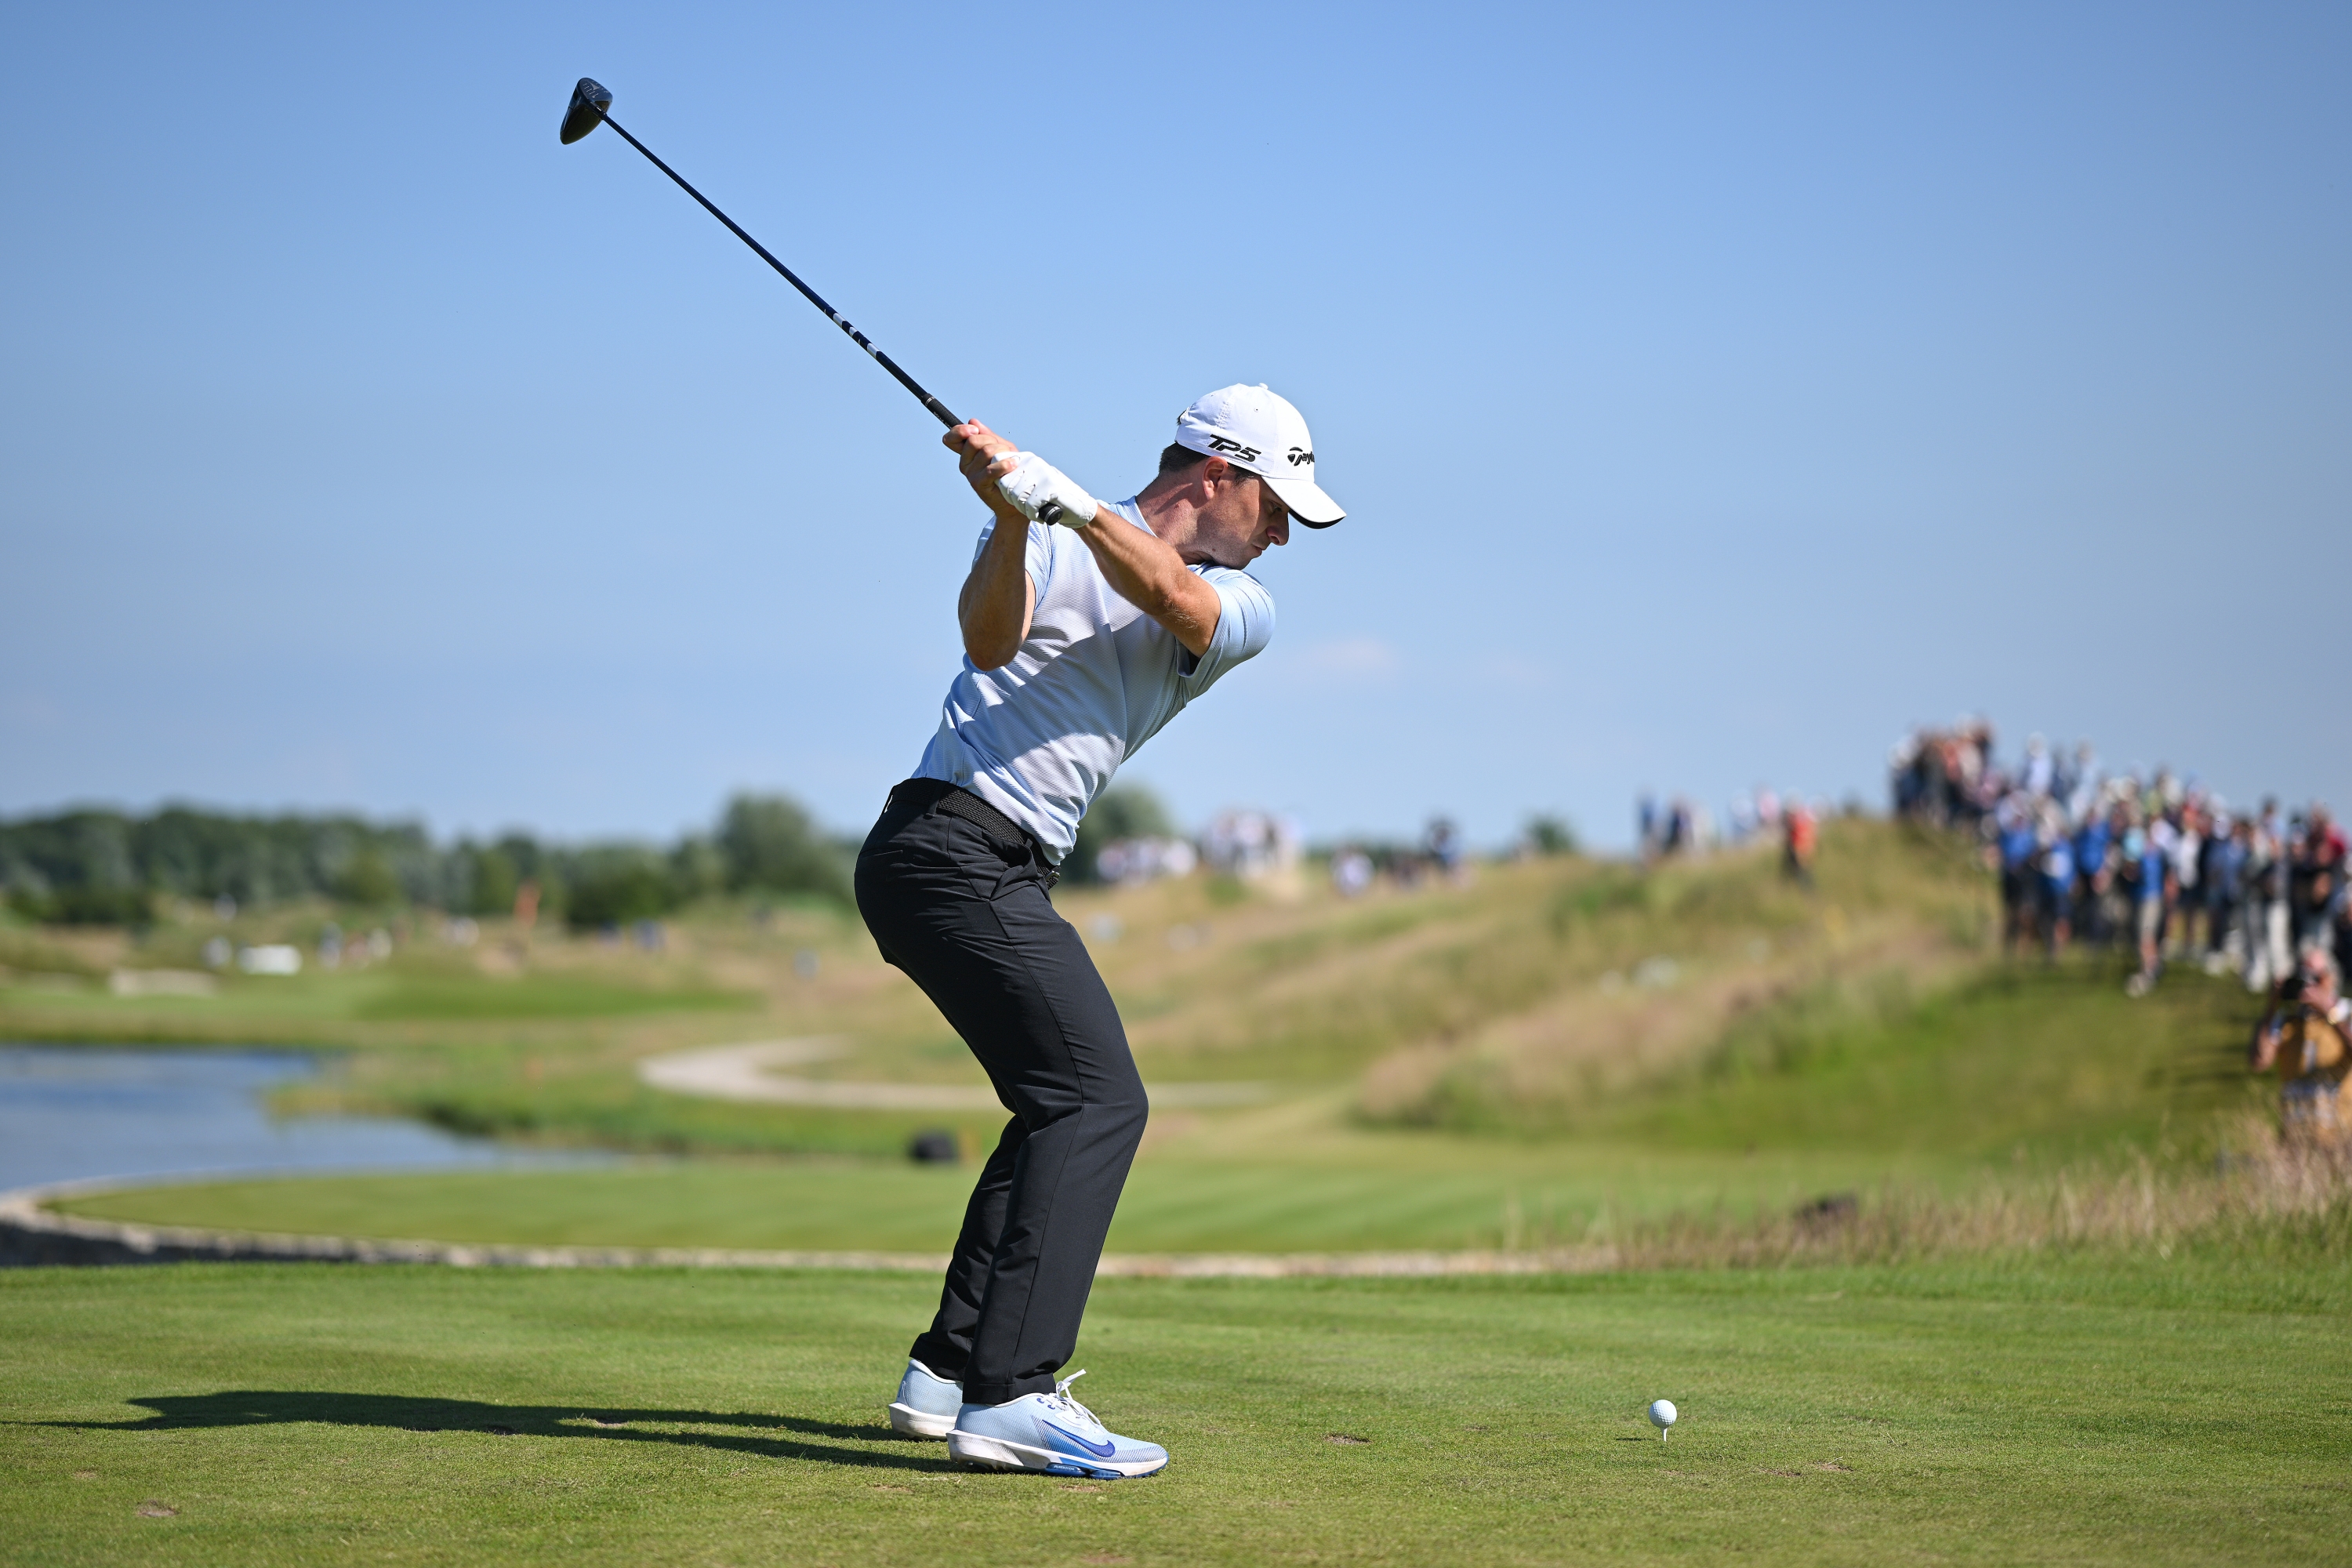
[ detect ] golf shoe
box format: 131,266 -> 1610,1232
946,1370 -> 1167,1479
887,1357 -> 964,1438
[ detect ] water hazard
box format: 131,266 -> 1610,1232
0,1045 -> 567,1193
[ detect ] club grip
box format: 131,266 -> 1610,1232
1038,502 -> 1065,526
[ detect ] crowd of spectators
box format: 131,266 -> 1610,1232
1639,790 -> 1822,856
1890,720 -> 2350,1000
1639,789 -> 1822,887
1325,816 -> 1471,898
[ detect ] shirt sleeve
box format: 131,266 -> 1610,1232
971,515 -> 1053,594
1178,567 -> 1275,693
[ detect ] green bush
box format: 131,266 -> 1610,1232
669,835 -> 728,903
9,885 -> 155,926
717,794 -> 850,902
562,847 -> 677,930
0,795 -> 852,925
466,845 -> 519,917
1525,814 -> 1579,856
333,850 -> 401,908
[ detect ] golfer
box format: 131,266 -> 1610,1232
860,385 -> 1342,1478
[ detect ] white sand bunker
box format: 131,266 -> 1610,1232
636,1039 -> 1271,1111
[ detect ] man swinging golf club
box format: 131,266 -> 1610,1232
555,81 -> 1339,1478
858,385 -> 1343,1478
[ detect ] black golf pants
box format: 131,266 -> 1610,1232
855,779 -> 1148,1407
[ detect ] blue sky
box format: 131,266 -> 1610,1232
4,2 -> 2346,848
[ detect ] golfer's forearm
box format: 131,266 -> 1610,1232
1078,524 -> 1219,657
959,527 -> 1034,670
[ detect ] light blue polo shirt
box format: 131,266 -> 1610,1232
914,498 -> 1275,861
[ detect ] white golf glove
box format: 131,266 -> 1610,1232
995,452 -> 1098,528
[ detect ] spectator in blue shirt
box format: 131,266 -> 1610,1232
2039,821 -> 2076,958
1998,797 -> 2041,953
2073,812 -> 2114,945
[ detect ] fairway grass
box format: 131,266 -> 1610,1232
55,1139 -> 1989,1255
4,1259 -> 2347,1566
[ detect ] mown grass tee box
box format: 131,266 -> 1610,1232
3,1258 -> 2347,1566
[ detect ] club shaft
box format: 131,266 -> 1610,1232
596,111 -> 961,430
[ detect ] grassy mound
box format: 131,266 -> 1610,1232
3,821 -> 2006,1162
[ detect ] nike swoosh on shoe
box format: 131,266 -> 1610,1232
1043,1422 -> 1116,1458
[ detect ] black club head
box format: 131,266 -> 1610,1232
560,78 -> 613,145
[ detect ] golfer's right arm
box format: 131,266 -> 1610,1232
949,423 -> 1035,670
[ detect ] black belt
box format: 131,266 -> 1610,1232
891,778 -> 1060,887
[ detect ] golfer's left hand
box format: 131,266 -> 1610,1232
947,421 -> 1024,515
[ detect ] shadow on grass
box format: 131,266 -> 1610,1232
37,1391 -> 954,1473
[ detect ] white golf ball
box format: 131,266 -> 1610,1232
1647,1399 -> 1678,1431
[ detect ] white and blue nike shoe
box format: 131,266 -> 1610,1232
887,1357 -> 964,1439
946,1370 -> 1167,1479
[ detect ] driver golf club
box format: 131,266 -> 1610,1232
562,78 -> 1067,518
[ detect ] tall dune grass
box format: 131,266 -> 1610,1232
1584,1117 -> 2352,1269
1355,822 -> 1996,1130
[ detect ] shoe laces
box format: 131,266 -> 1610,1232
1045,1369 -> 1101,1430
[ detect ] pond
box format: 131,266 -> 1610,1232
0,1045 -> 573,1194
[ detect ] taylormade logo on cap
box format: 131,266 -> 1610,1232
1173,384 -> 1345,528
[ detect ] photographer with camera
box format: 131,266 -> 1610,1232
2251,951 -> 2352,1144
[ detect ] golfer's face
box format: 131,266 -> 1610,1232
1181,466 -> 1293,568
1222,477 -> 1291,565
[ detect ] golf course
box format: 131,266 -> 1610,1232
5,821 -> 2350,1563
10,5 -> 2346,1559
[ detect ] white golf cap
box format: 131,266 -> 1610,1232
1172,384 -> 1344,528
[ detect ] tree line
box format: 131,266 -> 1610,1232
0,795 -> 852,930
